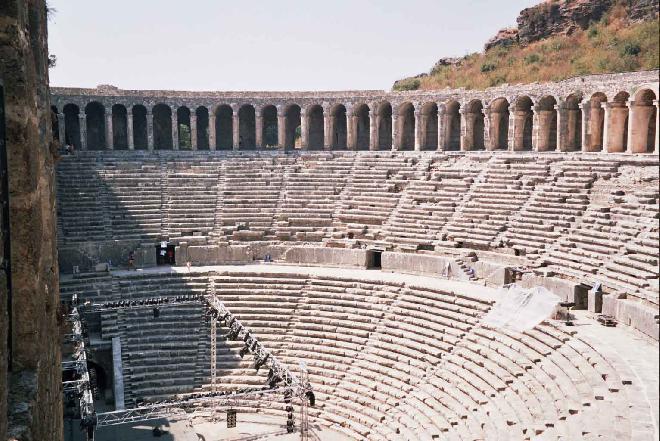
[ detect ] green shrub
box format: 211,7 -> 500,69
524,53 -> 541,64
621,42 -> 641,56
480,63 -> 496,73
587,27 -> 599,38
393,78 -> 421,91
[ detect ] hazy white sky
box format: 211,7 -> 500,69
47,0 -> 538,91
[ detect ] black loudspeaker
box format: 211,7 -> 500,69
227,409 -> 237,428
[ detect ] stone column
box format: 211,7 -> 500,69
414,109 -> 422,151
209,112 -> 216,151
323,109 -> 332,150
348,111 -> 358,150
369,110 -> 378,151
601,102 -> 612,153
171,107 -> 179,150
580,102 -> 590,152
79,114 -> 87,150
255,111 -> 263,148
459,108 -> 469,151
57,112 -> 65,146
127,110 -> 134,150
105,111 -> 114,149
482,108 -> 492,150
437,106 -> 446,151
525,106 -> 542,152
555,104 -> 566,152
391,114 -> 398,151
300,108 -> 308,150
655,100 -> 659,154
146,109 -> 154,151
507,108 -> 515,151
232,109 -> 239,150
277,110 -> 286,150
190,113 -> 198,150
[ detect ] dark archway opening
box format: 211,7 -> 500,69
132,105 -> 148,150
515,96 -> 533,151
421,102 -> 438,150
262,105 -> 278,148
284,104 -> 301,150
51,105 -> 59,143
355,104 -> 370,150
112,104 -> 128,150
565,94 -> 582,151
215,105 -> 233,150
153,104 -> 173,150
331,105 -> 347,150
196,106 -> 209,150
85,101 -> 106,150
63,103 -> 81,149
307,105 -> 324,150
398,103 -> 415,151
377,102 -> 392,150
445,101 -> 461,151
238,105 -> 256,150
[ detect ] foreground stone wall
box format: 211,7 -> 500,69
0,1 -> 62,440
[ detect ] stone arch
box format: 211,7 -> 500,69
176,106 -> 191,149
132,105 -> 148,150
444,100 -> 461,151
421,102 -> 438,150
376,101 -> 392,150
215,105 -> 233,150
50,105 -> 59,143
307,105 -> 324,150
585,92 -> 607,152
464,100 -> 484,151
85,101 -> 106,150
284,104 -> 301,150
564,93 -> 582,151
489,98 -> 509,150
629,88 -> 657,153
607,92 -> 630,153
153,104 -> 173,150
536,96 -> 557,152
330,104 -> 347,150
111,104 -> 128,150
261,105 -> 278,148
397,102 -> 415,151
195,106 -> 209,150
354,104 -> 370,151
238,105 -> 256,150
513,96 -> 533,151
63,103 -> 81,149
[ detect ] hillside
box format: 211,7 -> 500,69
394,0 -> 659,91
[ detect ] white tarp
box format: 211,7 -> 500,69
482,284 -> 561,332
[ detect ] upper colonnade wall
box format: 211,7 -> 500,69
50,70 -> 659,154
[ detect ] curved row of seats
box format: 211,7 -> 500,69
65,269 -> 649,440
56,152 -> 659,306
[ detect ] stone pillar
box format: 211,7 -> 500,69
601,102 -> 612,153
127,110 -> 134,150
57,112 -> 65,146
209,113 -> 216,151
232,109 -> 239,150
437,106 -> 446,151
507,108 -> 515,151
348,112 -> 358,150
146,109 -> 154,151
391,114 -> 398,151
255,112 -> 263,148
300,108 -> 308,150
414,109 -> 422,151
580,102 -> 590,152
459,108 -> 469,151
655,100 -> 659,154
105,111 -> 113,150
277,110 -> 286,150
555,104 -> 566,152
190,114 -> 198,150
171,107 -> 179,150
79,114 -> 87,150
369,110 -> 378,151
531,106 -> 541,151
482,108 -> 491,150
323,110 -> 332,150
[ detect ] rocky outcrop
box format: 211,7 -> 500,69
484,28 -> 520,52
485,0 -> 659,50
430,57 -> 463,74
